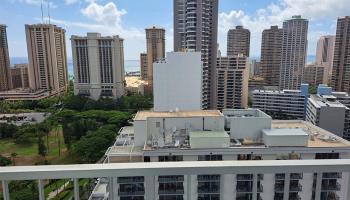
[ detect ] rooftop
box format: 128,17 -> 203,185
223,109 -> 271,119
107,120 -> 350,158
134,110 -> 223,121
272,120 -> 350,148
309,95 -> 347,108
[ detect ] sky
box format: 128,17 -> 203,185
1,0 -> 349,61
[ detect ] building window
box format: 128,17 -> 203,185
315,153 -> 339,159
198,155 -> 222,161
159,155 -> 183,162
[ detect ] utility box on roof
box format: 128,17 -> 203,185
190,131 -> 230,149
262,128 -> 309,147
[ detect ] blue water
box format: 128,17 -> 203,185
10,57 -> 140,76
10,56 -> 316,75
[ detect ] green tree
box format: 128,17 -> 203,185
309,85 -> 317,94
0,155 -> 12,166
0,123 -> 17,138
73,125 -> 117,163
38,136 -> 47,158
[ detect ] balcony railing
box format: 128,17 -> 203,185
290,173 -> 303,180
236,174 -> 253,180
0,160 -> 350,200
289,183 -> 302,192
322,173 -> 342,179
321,183 -> 341,191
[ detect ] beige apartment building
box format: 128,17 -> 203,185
331,16 -> 350,93
316,35 -> 335,83
10,64 -> 29,89
25,24 -> 68,94
145,27 -> 165,93
227,26 -> 251,57
71,33 -> 125,100
216,55 -> 249,110
0,25 -> 11,91
140,53 -> 148,80
303,64 -> 326,87
260,26 -> 283,87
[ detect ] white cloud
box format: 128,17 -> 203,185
81,2 -> 127,26
48,1 -> 147,60
218,0 -> 350,58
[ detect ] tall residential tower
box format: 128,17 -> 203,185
0,25 -> 11,91
316,35 -> 335,83
25,24 -> 68,94
173,0 -> 219,109
140,53 -> 148,80
279,16 -> 308,90
216,55 -> 249,110
227,26 -> 250,57
331,16 -> 350,92
260,26 -> 283,86
145,27 -> 165,93
71,33 -> 125,100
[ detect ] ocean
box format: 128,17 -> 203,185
10,56 -> 316,76
10,57 -> 140,76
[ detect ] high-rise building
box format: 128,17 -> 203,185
216,55 -> 249,109
145,27 -> 165,93
279,16 -> 308,90
173,0 -> 219,109
260,26 -> 283,86
331,16 -> 350,92
0,25 -> 11,91
10,64 -> 29,89
316,35 -> 335,83
71,33 -> 125,101
140,53 -> 148,80
303,63 -> 326,86
25,24 -> 68,94
249,59 -> 260,77
153,52 -> 202,111
227,26 -> 250,57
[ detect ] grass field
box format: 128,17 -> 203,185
0,125 -> 71,166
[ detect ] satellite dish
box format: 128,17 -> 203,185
172,126 -> 177,133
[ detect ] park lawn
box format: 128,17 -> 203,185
0,126 -> 70,165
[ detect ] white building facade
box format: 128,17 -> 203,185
71,33 -> 125,100
153,52 -> 202,112
252,84 -> 309,120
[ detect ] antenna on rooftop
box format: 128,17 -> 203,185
47,0 -> 51,24
40,0 -> 44,24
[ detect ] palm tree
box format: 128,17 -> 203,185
11,152 -> 17,166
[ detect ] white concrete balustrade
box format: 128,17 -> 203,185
1,160 -> 350,200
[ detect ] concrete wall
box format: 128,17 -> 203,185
134,120 -> 147,147
319,106 -> 345,137
153,52 -> 202,111
229,117 -> 271,140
